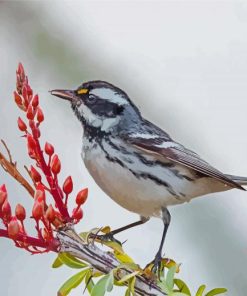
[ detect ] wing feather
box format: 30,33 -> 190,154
125,135 -> 245,190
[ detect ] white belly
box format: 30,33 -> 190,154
82,139 -> 229,218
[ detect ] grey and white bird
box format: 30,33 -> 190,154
51,81 -> 247,271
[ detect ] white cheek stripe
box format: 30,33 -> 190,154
101,117 -> 120,131
78,104 -> 101,127
90,88 -> 128,105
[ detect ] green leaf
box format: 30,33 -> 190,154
85,269 -> 95,294
103,241 -> 125,254
91,271 -> 114,296
158,280 -> 170,294
124,276 -> 136,296
195,285 -> 206,296
114,251 -> 135,263
174,279 -> 191,295
58,253 -> 88,269
129,277 -> 136,295
58,269 -> 88,296
118,270 -> 140,284
166,265 -> 177,292
205,288 -> 227,296
106,271 -> 114,292
52,255 -> 63,268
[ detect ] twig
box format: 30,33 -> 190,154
0,140 -> 35,197
1,139 -> 13,163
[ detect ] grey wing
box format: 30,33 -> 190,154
122,123 -> 245,190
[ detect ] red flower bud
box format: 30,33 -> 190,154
32,94 -> 39,108
76,188 -> 88,206
26,84 -> 33,96
42,228 -> 50,241
15,204 -> 26,221
14,91 -> 22,105
0,184 -> 7,206
32,199 -> 44,221
26,104 -> 34,120
37,107 -> 44,123
29,120 -> 35,129
72,207 -> 83,221
50,154 -> 61,175
34,189 -> 45,202
22,85 -> 28,103
17,63 -> 25,76
30,166 -> 41,183
2,199 -> 12,222
45,205 -> 56,223
8,217 -> 20,240
45,142 -> 54,156
63,176 -> 73,195
27,134 -> 36,150
17,117 -> 27,132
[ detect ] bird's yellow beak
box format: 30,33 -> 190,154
50,89 -> 75,102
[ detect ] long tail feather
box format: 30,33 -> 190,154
225,174 -> 247,186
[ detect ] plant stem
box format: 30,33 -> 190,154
0,228 -> 59,251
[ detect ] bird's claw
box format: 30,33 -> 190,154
91,232 -> 122,246
151,251 -> 163,280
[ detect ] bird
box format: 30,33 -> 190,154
51,81 -> 247,272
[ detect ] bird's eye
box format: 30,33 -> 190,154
88,95 -> 97,103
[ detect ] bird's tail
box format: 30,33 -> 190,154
226,174 -> 247,186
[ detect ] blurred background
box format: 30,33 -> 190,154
1,1 -> 247,295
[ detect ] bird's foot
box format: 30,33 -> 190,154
151,251 -> 163,280
90,232 -> 122,246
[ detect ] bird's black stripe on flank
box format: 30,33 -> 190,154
107,137 -> 195,182
99,140 -> 177,196
133,150 -> 195,181
136,173 -> 177,196
106,138 -> 132,155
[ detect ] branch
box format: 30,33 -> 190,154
57,227 -> 166,296
0,140 -> 35,197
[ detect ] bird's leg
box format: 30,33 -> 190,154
152,208 -> 171,277
93,216 -> 150,244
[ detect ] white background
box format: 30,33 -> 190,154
0,1 -> 247,295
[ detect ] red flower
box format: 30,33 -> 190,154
27,134 -> 36,150
44,142 -> 54,156
37,107 -> 44,123
45,205 -> 56,223
17,117 -> 27,132
63,176 -> 73,195
0,184 -> 7,206
8,217 -> 20,240
26,104 -> 34,120
15,204 -> 26,222
30,166 -> 42,183
32,199 -> 44,221
76,188 -> 88,206
2,199 -> 12,222
50,154 -> 61,175
72,207 -> 83,221
32,94 -> 39,108
14,91 -> 22,105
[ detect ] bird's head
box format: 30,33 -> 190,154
51,81 -> 140,132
